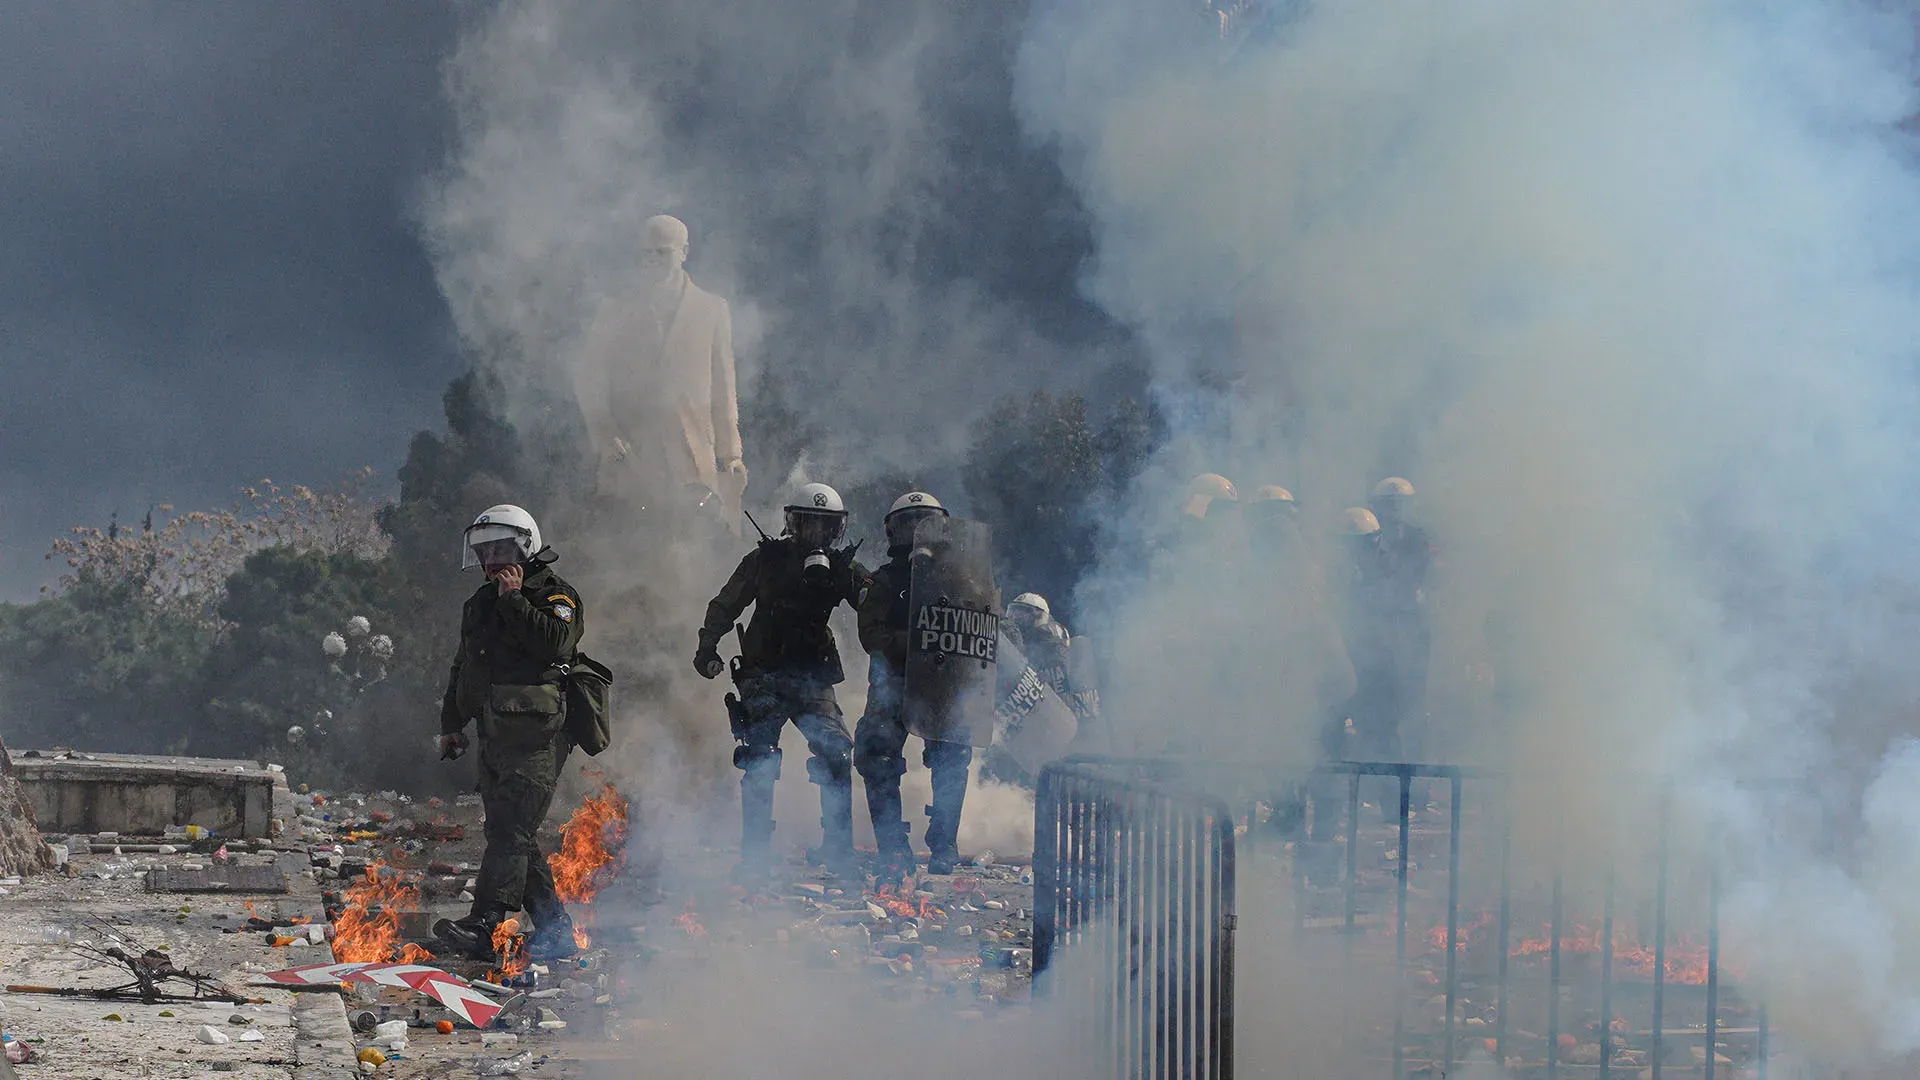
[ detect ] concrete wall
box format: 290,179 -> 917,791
6,751 -> 288,839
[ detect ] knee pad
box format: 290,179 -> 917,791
806,752 -> 852,787
855,747 -> 907,784
733,742 -> 782,777
922,739 -> 973,772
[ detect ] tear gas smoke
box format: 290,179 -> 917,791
418,0 -> 1920,1069
1019,0 -> 1920,1068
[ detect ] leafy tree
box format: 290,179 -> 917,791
962,391 -> 1161,623
199,548 -> 400,769
0,576 -> 214,753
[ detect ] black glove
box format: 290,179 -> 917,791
436,731 -> 469,760
694,646 -> 724,680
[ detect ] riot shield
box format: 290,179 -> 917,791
904,516 -> 1000,747
992,631 -> 1079,779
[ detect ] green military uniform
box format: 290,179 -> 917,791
440,561 -> 583,933
697,537 -> 868,871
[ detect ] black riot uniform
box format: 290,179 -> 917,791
855,544 -> 975,877
1006,618 -> 1099,727
696,535 -> 868,876
437,559 -> 584,959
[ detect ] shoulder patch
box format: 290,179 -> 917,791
546,594 -> 572,605
551,603 -> 575,623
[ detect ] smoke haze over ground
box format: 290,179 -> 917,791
1019,0 -> 1920,1068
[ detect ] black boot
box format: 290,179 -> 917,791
736,762 -> 778,883
808,776 -> 861,879
527,911 -> 580,963
433,907 -> 506,962
923,740 -> 973,875
863,772 -> 915,882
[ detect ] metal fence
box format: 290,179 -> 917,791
1035,756 -> 1802,1080
1033,757 -> 1238,1080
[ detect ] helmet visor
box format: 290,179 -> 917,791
462,523 -> 530,569
786,509 -> 846,549
886,507 -> 945,545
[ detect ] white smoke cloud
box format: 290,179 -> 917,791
413,0 -> 1920,1069
1017,0 -> 1920,1067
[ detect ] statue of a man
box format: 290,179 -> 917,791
575,215 -> 747,533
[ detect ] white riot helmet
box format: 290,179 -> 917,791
1245,484 -> 1298,521
462,504 -> 543,570
783,482 -> 848,549
884,491 -> 947,547
1371,477 -> 1415,500
1370,476 -> 1415,526
1008,592 -> 1052,627
1182,473 -> 1238,520
1339,507 -> 1382,537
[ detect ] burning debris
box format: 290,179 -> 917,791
333,864 -> 433,965
1421,913 -> 1741,986
488,917 -> 530,982
551,783 -> 629,904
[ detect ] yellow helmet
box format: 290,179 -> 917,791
1249,485 -> 1295,505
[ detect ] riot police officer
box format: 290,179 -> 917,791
434,505 -> 585,963
1369,477 -> 1436,607
695,483 -> 867,881
855,492 -> 974,877
1004,593 -> 1100,732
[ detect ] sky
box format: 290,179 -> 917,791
0,4 -> 467,599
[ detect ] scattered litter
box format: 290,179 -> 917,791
3,1036 -> 31,1065
479,1049 -> 535,1076
435,1020 -> 455,1034
480,1032 -> 519,1048
102,1014 -> 124,1022
539,1019 -> 567,1030
238,1028 -> 265,1043
374,1020 -> 409,1040
196,1025 -> 230,1044
357,1047 -> 387,1067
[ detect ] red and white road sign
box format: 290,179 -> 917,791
257,962 -> 503,1028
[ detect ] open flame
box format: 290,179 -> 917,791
872,884 -> 942,921
488,917 -> 528,981
333,863 -> 429,964
572,925 -> 592,950
550,784 -> 630,904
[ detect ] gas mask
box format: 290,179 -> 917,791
787,509 -> 846,585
